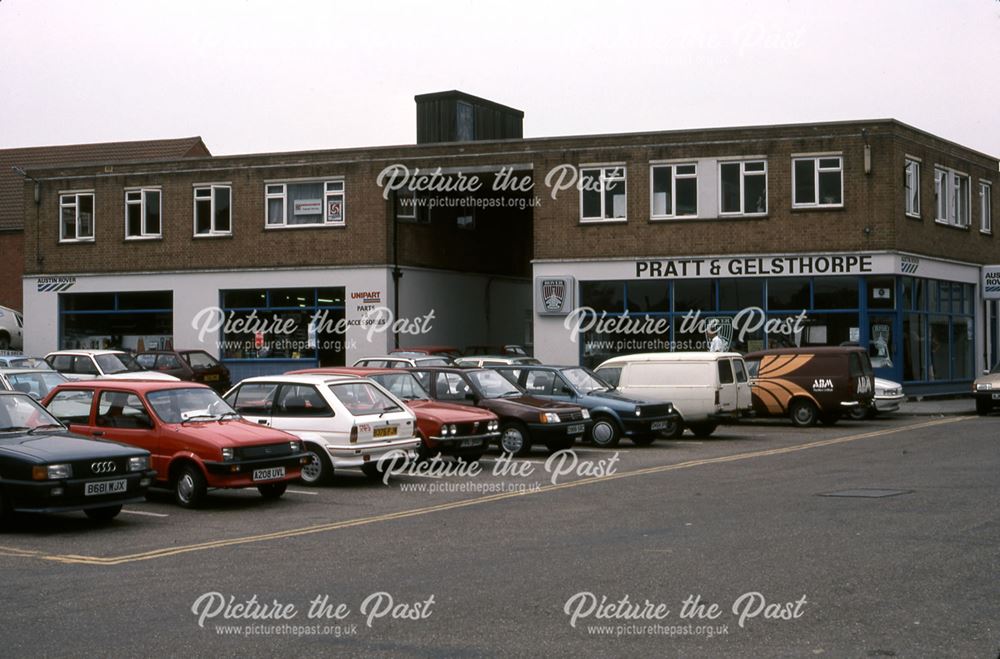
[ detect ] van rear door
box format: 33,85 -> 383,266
716,358 -> 737,412
732,358 -> 752,411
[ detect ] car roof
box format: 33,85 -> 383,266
597,352 -> 744,365
46,349 -> 127,357
239,373 -> 365,385
744,346 -> 865,358
0,367 -> 59,375
289,367 -> 407,377
52,380 -> 212,393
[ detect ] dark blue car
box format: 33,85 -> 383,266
491,365 -> 679,447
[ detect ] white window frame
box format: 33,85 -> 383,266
579,165 -> 627,223
981,180 -> 992,234
649,162 -> 698,219
264,178 -> 345,229
58,190 -> 95,243
124,187 -> 162,240
904,157 -> 921,218
192,183 -> 232,237
934,166 -> 971,228
791,154 -> 844,208
718,159 -> 768,216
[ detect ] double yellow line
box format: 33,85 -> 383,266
7,416 -> 970,566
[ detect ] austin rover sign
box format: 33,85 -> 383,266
982,266 -> 1000,300
535,276 -> 575,315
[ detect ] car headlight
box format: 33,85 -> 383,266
289,441 -> 302,453
128,456 -> 149,472
221,447 -> 235,461
635,407 -> 642,416
540,412 -> 560,424
33,463 -> 72,480
976,383 -> 992,391
488,420 -> 498,431
581,409 -> 590,419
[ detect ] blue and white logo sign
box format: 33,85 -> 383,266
982,266 -> 1000,300
535,276 -> 575,316
36,277 -> 76,293
900,255 -> 920,274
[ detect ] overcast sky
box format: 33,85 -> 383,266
1,0 -> 998,157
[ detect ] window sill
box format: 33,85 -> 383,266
193,232 -> 233,239
791,205 -> 845,212
934,220 -> 970,231
264,223 -> 346,230
905,212 -> 922,220
58,239 -> 95,244
648,214 -> 769,223
124,236 -> 162,242
979,230 -> 992,236
579,218 -> 627,225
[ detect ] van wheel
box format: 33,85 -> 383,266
848,407 -> 873,420
660,418 -> 684,439
590,418 -> 621,447
689,422 -> 718,437
789,400 -> 819,427
819,412 -> 841,426
499,421 -> 531,456
0,333 -> 9,350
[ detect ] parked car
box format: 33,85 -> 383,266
46,350 -> 180,382
464,345 -> 532,357
408,366 -> 591,456
0,306 -> 24,351
849,377 -> 905,419
224,374 -> 419,482
0,355 -> 49,369
743,347 -> 875,427
595,352 -> 752,437
390,346 -> 462,359
0,390 -> 155,523
354,355 -> 453,368
289,367 -> 500,470
491,364 -> 679,447
136,349 -> 232,393
0,368 -> 69,400
42,381 -> 307,507
973,363 -> 1000,415
454,355 -> 542,368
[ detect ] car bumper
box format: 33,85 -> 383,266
427,431 -> 500,454
974,391 -> 1000,405
621,414 -> 681,436
525,420 -> 592,440
203,453 -> 309,487
874,393 -> 905,412
323,437 -> 422,468
3,470 -> 156,513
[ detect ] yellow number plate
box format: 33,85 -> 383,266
373,426 -> 397,438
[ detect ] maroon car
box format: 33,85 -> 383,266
408,367 -> 591,456
136,350 -> 232,393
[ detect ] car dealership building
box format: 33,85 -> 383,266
16,92 -> 1000,393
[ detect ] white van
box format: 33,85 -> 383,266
594,352 -> 752,438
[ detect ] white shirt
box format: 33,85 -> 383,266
709,335 -> 726,352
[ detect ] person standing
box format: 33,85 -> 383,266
708,327 -> 726,352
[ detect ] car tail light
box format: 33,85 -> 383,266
350,426 -> 358,444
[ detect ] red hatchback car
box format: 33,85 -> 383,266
42,381 -> 308,508
289,367 -> 500,465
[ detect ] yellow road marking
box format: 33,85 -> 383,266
5,416 -> 971,566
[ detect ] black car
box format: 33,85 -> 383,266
492,365 -> 679,447
136,349 -> 232,393
0,391 -> 155,523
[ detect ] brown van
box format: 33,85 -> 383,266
743,347 -> 875,427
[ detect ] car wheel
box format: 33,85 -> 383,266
689,422 -> 718,437
789,399 -> 819,427
545,437 -> 575,453
630,434 -> 657,446
0,333 -> 9,351
848,406 -> 873,421
361,462 -> 385,480
455,452 -> 483,463
84,504 -> 123,522
300,444 -> 333,486
590,417 -> 621,447
976,399 -> 991,416
173,464 -> 207,508
257,482 -> 287,499
499,422 -> 531,456
660,417 -> 684,439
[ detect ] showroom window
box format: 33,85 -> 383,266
59,291 -> 173,352
904,159 -> 920,217
720,160 -> 767,215
980,181 -> 992,234
266,180 -> 345,227
792,155 -> 843,207
59,191 -> 95,243
125,188 -> 161,239
650,163 -> 697,218
934,167 -> 971,227
580,166 -> 627,222
193,184 -> 232,236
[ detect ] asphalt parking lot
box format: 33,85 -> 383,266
0,413 -> 996,658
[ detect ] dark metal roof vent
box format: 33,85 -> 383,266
415,90 -> 524,144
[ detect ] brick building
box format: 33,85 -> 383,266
17,94 -> 1000,393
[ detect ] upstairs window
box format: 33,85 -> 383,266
934,167 -> 971,228
720,160 -> 767,215
650,163 -> 697,218
125,188 -> 161,239
59,192 -> 95,243
266,180 -> 345,228
793,155 -> 843,207
193,185 -> 232,236
580,166 -> 627,222
904,159 -> 920,217
981,182 -> 992,234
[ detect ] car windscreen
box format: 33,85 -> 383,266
561,368 -> 609,393
466,369 -> 522,398
117,354 -> 146,372
369,373 -> 430,400
147,388 -> 236,423
6,372 -> 68,399
0,394 -> 64,431
95,354 -> 131,375
329,382 -> 403,416
184,351 -> 219,369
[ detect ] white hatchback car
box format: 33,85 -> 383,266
45,350 -> 179,381
224,374 -> 419,482
0,306 -> 24,351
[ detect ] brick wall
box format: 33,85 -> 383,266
0,231 -> 24,310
